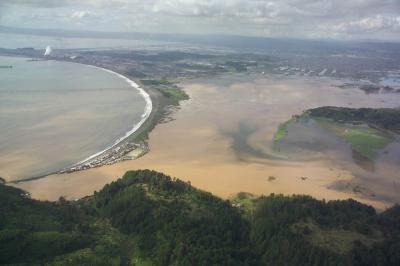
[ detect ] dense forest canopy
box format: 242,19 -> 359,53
308,107 -> 400,131
1,170 -> 400,265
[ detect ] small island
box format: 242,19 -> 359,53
273,106 -> 400,169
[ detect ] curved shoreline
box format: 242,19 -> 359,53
74,65 -> 153,166
6,59 -> 155,183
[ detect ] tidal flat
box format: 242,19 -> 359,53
16,74 -> 400,209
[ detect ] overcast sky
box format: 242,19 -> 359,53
0,0 -> 399,41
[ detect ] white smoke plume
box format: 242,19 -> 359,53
44,45 -> 52,56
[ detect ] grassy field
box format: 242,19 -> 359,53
344,128 -> 391,159
315,118 -> 392,160
158,87 -> 189,105
140,79 -> 189,106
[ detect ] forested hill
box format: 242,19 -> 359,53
308,106 -> 400,131
1,170 -> 400,265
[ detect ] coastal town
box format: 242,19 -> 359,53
59,140 -> 148,174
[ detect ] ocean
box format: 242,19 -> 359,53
0,56 -> 147,181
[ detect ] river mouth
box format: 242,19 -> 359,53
15,73 -> 400,208
0,56 -> 148,181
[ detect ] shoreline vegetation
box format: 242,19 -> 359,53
308,107 -> 399,163
1,170 -> 400,265
10,59 -> 190,184
273,107 -> 400,159
269,106 -> 400,204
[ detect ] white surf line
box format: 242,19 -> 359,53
73,65 -> 153,166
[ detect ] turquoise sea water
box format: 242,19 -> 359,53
0,56 -> 146,180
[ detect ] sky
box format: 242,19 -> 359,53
0,0 -> 399,41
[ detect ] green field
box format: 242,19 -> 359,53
315,118 -> 392,160
158,87 -> 189,105
140,79 -> 189,106
344,128 -> 391,159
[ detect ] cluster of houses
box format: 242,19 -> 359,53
59,141 -> 147,174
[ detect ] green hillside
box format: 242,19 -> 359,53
1,170 -> 399,265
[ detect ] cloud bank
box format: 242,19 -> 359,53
0,0 -> 399,41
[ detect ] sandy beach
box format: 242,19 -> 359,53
75,65 -> 153,165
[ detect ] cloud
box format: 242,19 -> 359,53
1,0 -> 399,40
331,15 -> 400,33
151,0 -> 279,18
0,0 -> 71,8
71,10 -> 95,19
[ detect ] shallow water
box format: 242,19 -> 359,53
16,74 -> 400,208
280,118 -> 400,203
0,56 -> 146,180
